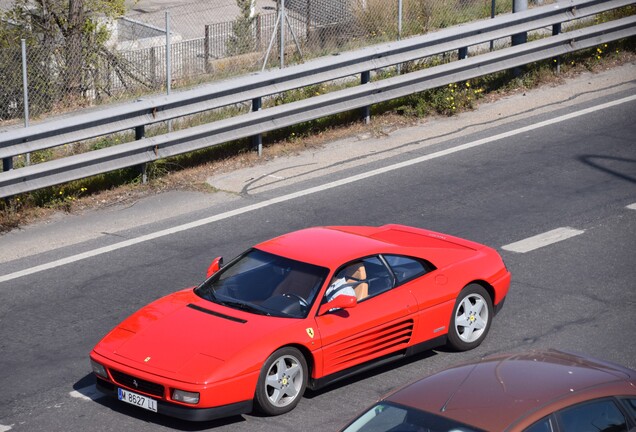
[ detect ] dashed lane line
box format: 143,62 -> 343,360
1,94 -> 635,284
502,227 -> 585,253
627,203 -> 636,210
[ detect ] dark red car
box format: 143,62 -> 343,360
341,350 -> 636,432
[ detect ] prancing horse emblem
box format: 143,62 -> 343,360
133,379 -> 139,388
306,327 -> 315,338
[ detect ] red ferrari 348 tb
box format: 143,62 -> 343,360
90,224 -> 510,421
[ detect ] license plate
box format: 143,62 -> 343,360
118,388 -> 158,412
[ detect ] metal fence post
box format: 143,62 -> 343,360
166,11 -> 172,96
252,97 -> 263,156
490,0 -> 496,51
397,0 -> 403,74
166,11 -> 172,132
256,14 -> 262,51
21,39 -> 30,167
458,47 -> 468,60
204,24 -> 212,74
280,0 -> 286,69
361,71 -> 371,124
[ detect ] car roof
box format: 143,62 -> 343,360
386,350 -> 636,431
254,225 -> 482,269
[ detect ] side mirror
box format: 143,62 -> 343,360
206,257 -> 224,278
318,295 -> 357,315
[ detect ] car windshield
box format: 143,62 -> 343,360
195,249 -> 329,318
341,402 -> 485,432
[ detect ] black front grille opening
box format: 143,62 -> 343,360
110,369 -> 165,398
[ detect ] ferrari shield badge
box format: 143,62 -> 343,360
144,356 -> 151,362
306,327 -> 315,338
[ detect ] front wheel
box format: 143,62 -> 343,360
447,284 -> 493,351
255,347 -> 308,416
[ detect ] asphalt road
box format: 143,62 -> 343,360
0,82 -> 635,431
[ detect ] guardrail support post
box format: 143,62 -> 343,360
512,0 -> 528,77
458,47 -> 468,60
252,97 -> 263,156
2,157 -> 12,173
135,126 -> 147,183
512,0 -> 528,47
361,71 -> 371,124
552,23 -> 562,73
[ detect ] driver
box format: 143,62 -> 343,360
325,263 -> 367,302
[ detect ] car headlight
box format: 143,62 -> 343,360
172,389 -> 200,404
91,359 -> 108,379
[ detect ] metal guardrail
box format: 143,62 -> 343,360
0,0 -> 634,198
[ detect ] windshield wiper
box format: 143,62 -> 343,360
218,299 -> 271,316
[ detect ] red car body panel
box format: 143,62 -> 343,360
90,225 -> 510,421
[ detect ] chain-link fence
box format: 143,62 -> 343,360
1,0 -> 546,126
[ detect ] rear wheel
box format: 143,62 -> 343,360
255,347 -> 308,415
447,284 -> 493,351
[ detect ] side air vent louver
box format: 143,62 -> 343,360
325,319 -> 414,367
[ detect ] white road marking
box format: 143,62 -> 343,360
627,203 -> 636,210
1,95 -> 634,284
69,386 -> 103,401
502,227 -> 585,253
0,425 -> 13,432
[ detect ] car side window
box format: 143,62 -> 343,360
361,256 -> 395,298
556,399 -> 627,432
383,255 -> 432,284
524,416 -> 555,432
620,398 -> 636,418
326,256 -> 395,303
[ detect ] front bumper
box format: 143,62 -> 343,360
95,377 -> 252,421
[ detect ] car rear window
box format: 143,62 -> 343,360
383,255 -> 433,284
556,398 -> 627,432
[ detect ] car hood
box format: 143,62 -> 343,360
95,289 -> 300,381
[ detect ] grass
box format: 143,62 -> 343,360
1,36 -> 634,233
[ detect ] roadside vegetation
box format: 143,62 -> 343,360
0,34 -> 634,233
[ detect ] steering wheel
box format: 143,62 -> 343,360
282,293 -> 309,308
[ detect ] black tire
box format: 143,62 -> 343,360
447,284 -> 493,351
255,347 -> 308,416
